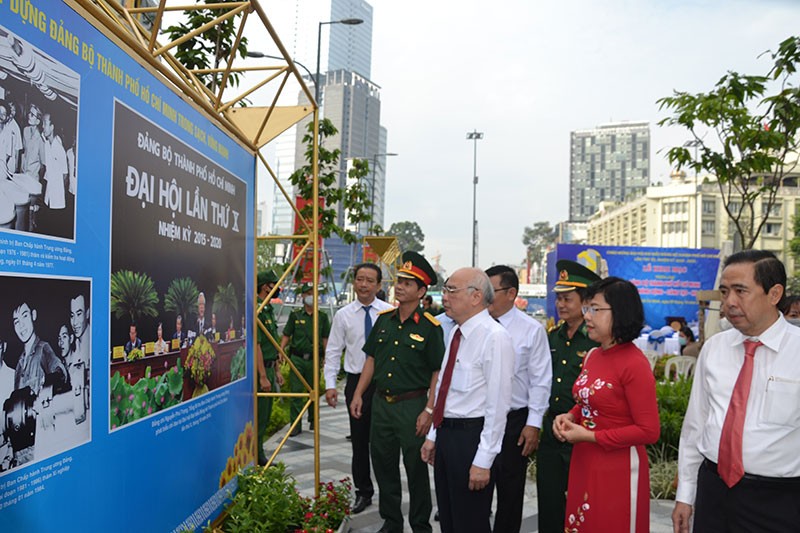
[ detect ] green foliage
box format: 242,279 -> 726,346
266,398 -> 290,437
289,119 -> 372,245
164,277 -> 201,323
299,478 -> 353,531
126,347 -> 144,362
214,282 -> 240,328
648,376 -> 693,463
162,0 -> 249,93
230,347 -> 246,381
222,463 -> 305,533
110,270 -> 159,324
658,36 -> 800,249
387,220 -> 425,253
110,359 -> 184,429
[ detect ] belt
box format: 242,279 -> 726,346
507,407 -> 528,419
439,417 -> 484,429
703,458 -> 800,487
291,352 -> 313,361
380,389 -> 427,403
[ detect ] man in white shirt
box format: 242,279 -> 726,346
485,265 -> 551,532
673,250 -> 800,532
324,263 -> 393,514
421,268 -> 515,533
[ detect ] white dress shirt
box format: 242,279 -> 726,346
676,313 -> 800,505
323,297 -> 394,389
427,308 -> 515,469
435,311 -> 456,340
497,307 -> 552,429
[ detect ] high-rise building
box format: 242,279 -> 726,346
328,0 -> 372,79
569,121 -> 650,222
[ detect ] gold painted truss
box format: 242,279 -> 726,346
70,0 -> 325,494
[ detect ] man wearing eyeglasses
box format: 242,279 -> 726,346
537,259 -> 600,533
421,267 -> 515,533
484,265 -> 551,532
351,251 -> 444,533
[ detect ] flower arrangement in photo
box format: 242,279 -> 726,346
296,478 -> 352,532
127,347 -> 144,361
186,334 -> 216,386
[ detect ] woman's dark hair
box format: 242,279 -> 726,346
586,276 -> 644,344
679,325 -> 695,343
780,294 -> 800,316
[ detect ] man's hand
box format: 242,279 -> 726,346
420,439 -> 435,466
468,465 -> 491,491
325,388 -> 338,408
275,365 -> 285,387
672,502 -> 693,533
350,395 -> 363,419
518,425 -> 540,456
415,410 -> 433,437
259,373 -> 271,392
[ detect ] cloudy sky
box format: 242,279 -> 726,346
253,0 -> 800,275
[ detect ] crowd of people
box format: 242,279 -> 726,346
254,248 -> 800,533
0,98 -> 76,238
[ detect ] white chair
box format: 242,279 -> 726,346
642,350 -> 660,371
664,355 -> 696,381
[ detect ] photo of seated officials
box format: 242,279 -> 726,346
0,24 -> 80,241
0,274 -> 91,474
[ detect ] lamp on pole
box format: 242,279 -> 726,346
466,130 -> 484,268
369,153 -> 398,232
315,18 -> 364,107
246,51 -> 315,81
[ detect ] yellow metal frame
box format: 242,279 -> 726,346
70,0 -> 325,496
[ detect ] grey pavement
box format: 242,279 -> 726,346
264,384 -> 674,532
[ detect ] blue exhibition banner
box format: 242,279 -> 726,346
0,2 -> 255,531
546,244 -> 720,328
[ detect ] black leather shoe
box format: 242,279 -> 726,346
375,523 -> 392,533
289,426 -> 302,437
352,495 -> 372,514
434,510 -> 439,521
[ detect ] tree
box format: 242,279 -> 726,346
289,118 -> 372,245
164,277 -> 200,322
658,36 -> 800,250
387,221 -> 425,253
213,282 -> 239,328
163,0 -> 249,92
111,270 -> 159,325
522,222 -> 557,282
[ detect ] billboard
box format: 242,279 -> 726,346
0,2 -> 255,531
546,244 -> 721,328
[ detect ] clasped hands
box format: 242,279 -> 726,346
552,412 -> 596,444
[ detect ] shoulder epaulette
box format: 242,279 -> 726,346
423,312 -> 441,326
547,319 -> 564,334
378,308 -> 395,316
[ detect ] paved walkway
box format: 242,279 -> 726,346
264,385 -> 674,532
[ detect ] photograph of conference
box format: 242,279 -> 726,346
0,274 -> 91,475
0,24 -> 79,241
108,100 -> 247,430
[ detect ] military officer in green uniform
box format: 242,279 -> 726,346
351,252 -> 444,533
281,282 -> 331,437
256,269 -> 284,465
536,259 -> 601,533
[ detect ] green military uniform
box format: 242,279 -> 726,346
256,270 -> 280,464
364,306 -> 444,533
536,259 -> 601,533
283,302 -> 331,428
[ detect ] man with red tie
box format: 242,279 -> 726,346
421,267 -> 515,533
673,250 -> 800,532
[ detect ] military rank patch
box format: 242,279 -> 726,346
410,333 -> 424,342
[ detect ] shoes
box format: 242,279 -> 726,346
352,495 -> 372,514
308,423 -> 315,431
345,434 -> 352,440
258,457 -> 267,467
289,426 -> 302,437
434,510 -> 439,521
375,523 -> 392,533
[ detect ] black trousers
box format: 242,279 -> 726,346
694,459 -> 800,533
434,419 -> 494,533
344,372 -> 374,499
492,407 -> 529,533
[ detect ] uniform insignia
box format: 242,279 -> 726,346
413,312 -> 420,324
559,269 -> 569,281
423,312 -> 440,326
403,260 -> 413,270
378,308 -> 395,316
410,333 -> 424,342
577,350 -> 587,358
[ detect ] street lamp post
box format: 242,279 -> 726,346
369,153 -> 398,231
466,130 -> 484,268
315,18 -> 364,107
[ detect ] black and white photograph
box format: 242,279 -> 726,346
0,24 -> 79,241
0,274 -> 91,475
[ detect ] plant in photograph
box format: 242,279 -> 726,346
126,347 -> 144,361
230,346 -> 246,381
186,334 -> 216,389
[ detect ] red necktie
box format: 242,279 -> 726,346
433,328 -> 462,429
718,339 -> 762,488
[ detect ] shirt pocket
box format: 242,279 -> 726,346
760,376 -> 800,426
450,359 -> 479,392
401,334 -> 427,353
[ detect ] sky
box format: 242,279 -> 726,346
248,0 -> 800,275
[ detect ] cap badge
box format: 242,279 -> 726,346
559,270 -> 569,281
403,260 -> 413,270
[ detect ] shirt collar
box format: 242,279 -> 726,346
458,308 -> 492,339
731,312 -> 785,352
496,306 -> 516,328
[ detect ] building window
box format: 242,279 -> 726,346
761,202 -> 782,217
702,220 -> 715,235
765,223 -> 782,236
702,200 -> 716,214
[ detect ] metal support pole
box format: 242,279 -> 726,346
466,130 -> 484,268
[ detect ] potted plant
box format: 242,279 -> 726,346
296,478 -> 353,533
186,335 -> 216,397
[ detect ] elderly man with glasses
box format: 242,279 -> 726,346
421,267 -> 515,533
